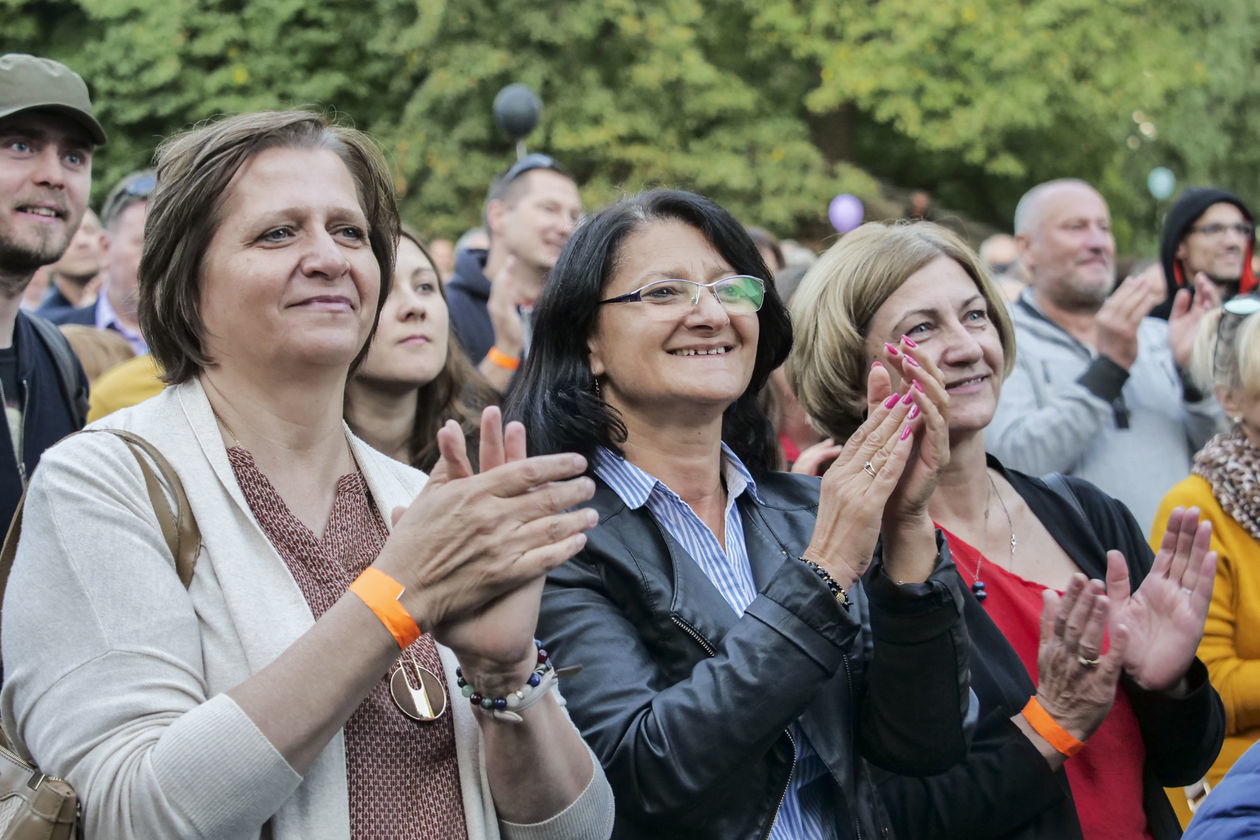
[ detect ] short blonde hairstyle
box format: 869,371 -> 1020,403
785,221 -> 1016,441
1188,303 -> 1260,395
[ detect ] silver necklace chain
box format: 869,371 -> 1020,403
973,472 -> 1017,602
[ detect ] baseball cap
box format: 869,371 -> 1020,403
0,53 -> 107,146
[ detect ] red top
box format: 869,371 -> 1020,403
943,527 -> 1154,840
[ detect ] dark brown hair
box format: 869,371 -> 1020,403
139,110 -> 400,384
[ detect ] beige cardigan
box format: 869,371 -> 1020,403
1,379 -> 612,839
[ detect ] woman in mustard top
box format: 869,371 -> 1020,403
1153,295 -> 1260,822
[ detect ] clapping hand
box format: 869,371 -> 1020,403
1034,574 -> 1129,744
1106,506 -> 1217,693
385,407 -> 598,694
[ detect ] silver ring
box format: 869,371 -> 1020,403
862,461 -> 877,478
1077,654 -> 1101,669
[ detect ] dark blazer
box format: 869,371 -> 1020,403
873,459 -> 1225,839
539,470 -> 972,840
43,301 -> 95,327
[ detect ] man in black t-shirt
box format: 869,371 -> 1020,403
0,54 -> 102,528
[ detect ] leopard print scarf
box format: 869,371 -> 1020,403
1193,424 -> 1260,543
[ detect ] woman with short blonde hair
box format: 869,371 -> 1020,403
786,220 -> 1222,840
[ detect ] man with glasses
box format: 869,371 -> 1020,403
49,169 -> 152,355
987,178 -> 1223,530
1155,187 -> 1258,319
446,154 -> 582,391
0,53 -> 102,528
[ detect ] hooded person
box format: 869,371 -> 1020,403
1155,187 -> 1258,318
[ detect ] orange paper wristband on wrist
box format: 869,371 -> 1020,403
1021,696 -> 1085,757
349,568 -> 421,650
486,345 -> 520,371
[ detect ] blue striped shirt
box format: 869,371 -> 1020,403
595,446 -> 837,840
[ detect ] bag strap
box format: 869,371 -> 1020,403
23,313 -> 90,428
0,429 -> 201,757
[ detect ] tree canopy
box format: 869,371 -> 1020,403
9,0 -> 1256,253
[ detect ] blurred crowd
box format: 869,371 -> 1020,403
2,51 -> 1259,840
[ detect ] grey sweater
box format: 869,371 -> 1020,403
986,290 -> 1222,532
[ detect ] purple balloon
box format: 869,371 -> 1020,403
828,194 -> 864,233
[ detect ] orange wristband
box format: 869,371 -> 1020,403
1021,696 -> 1085,757
486,345 -> 520,371
349,568 -> 421,650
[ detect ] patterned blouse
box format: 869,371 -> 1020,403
229,447 -> 468,840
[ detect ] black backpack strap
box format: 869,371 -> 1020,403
23,314 -> 89,427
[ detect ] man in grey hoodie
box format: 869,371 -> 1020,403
987,178 -> 1222,530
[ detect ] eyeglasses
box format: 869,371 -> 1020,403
1213,294 -> 1260,379
1188,222 -> 1254,238
502,153 -> 567,186
599,275 -> 766,316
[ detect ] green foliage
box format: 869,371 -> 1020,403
8,0 -> 1260,254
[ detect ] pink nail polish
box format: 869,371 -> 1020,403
912,380 -> 925,393
900,424 -> 913,440
905,356 -> 920,367
884,343 -> 900,356
901,390 -> 914,405
870,360 -> 883,369
908,405 -> 920,421
883,393 -> 900,409
901,335 -> 917,348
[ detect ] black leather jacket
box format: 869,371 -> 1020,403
539,471 -> 972,840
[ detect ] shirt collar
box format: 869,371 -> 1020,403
594,443 -> 762,510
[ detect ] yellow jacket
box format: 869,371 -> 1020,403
1152,474 -> 1260,790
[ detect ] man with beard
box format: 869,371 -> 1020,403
445,154 -> 581,391
986,178 -> 1222,529
1153,187 -> 1258,318
0,54 -> 101,527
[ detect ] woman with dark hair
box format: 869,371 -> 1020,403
346,228 -> 497,471
786,220 -> 1223,839
507,188 -> 995,838
1,110 -> 613,838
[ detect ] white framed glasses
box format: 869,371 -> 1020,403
598,275 -> 766,316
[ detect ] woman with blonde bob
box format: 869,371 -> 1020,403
786,221 -> 1223,840
1153,297 -> 1260,819
1,110 -> 613,839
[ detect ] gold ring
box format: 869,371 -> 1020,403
1077,654 -> 1101,668
863,461 -> 877,478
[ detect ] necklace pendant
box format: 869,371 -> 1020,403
390,662 -> 448,722
971,579 -> 988,602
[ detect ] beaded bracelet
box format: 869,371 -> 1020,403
456,640 -> 555,724
799,557 -> 850,607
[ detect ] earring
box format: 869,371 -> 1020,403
1232,415 -> 1244,426
593,377 -> 602,398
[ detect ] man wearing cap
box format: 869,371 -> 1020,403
1154,187 -> 1259,319
49,169 -> 152,355
0,53 -> 104,528
446,154 -> 581,391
